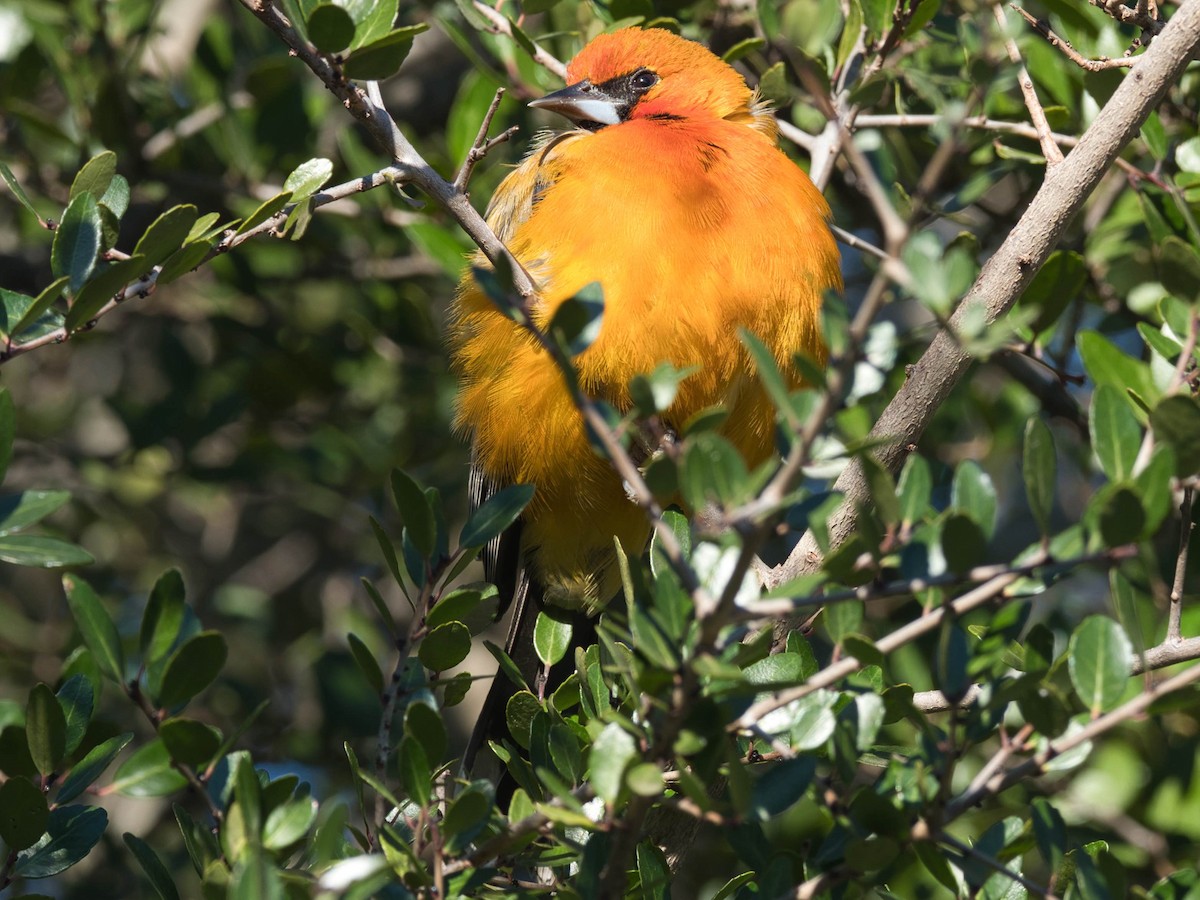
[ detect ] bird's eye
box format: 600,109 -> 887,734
630,69 -> 658,91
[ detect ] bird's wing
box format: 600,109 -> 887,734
484,131 -> 583,243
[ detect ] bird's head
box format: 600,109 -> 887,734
529,28 -> 755,131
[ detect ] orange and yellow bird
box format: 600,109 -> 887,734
451,27 -> 841,624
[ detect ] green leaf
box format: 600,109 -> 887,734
0,534 -> 93,567
0,490 -> 71,536
56,732 -> 133,804
349,0 -> 398,48
14,805 -> 108,878
1069,616 -> 1133,714
460,483 -> 535,548
1078,331 -> 1159,410
935,622 -> 970,704
124,834 -> 180,900
822,599 -> 864,646
158,631 -> 228,709
1023,419 -> 1056,535
442,784 -> 493,852
1159,236 -> 1200,302
680,433 -> 750,509
404,700 -> 447,764
160,717 -> 222,767
65,254 -> 148,332
1090,384 -> 1141,481
1019,250 -> 1085,335
533,608 -> 573,667
1,280 -> 66,343
1031,797 -> 1067,872
897,453 -> 931,527
397,734 -> 432,806
263,797 -> 318,850
156,241 -> 211,285
0,159 -> 45,223
418,621 -> 470,671
721,36 -> 766,62
235,191 -> 292,237
590,723 -> 636,804
110,739 -> 188,797
52,192 -> 103,293
391,469 -> 435,559
56,675 -> 93,757
951,460 -> 997,538
750,758 -> 816,819
132,205 -> 198,269
1095,485 -> 1146,546
342,24 -> 428,80
307,3 -> 356,52
1141,112 -> 1167,160
0,776 -> 49,851
282,157 -> 334,203
347,633 -> 384,694
63,575 -> 125,683
140,568 -> 187,666
549,282 -> 605,357
69,151 -> 117,203
1149,395 -> 1200,476
427,583 -> 495,633
941,512 -> 986,573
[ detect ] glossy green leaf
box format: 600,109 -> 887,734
307,3 -> 356,52
52,192 -> 102,292
951,460 -> 997,538
109,739 -> 188,797
0,159 -> 45,223
0,534 -> 93,568
405,700 -> 447,764
1149,395 -> 1200,476
160,717 -> 222,767
418,621 -> 470,671
347,633 -> 383,694
1077,331 -> 1158,410
1091,384 -> 1141,481
397,734 -> 431,806
342,24 -> 427,80
549,282 -> 605,357
680,433 -> 750,509
897,453 -> 931,526
823,599 -> 863,646
14,805 -> 107,878
0,283 -> 65,343
69,151 -> 116,202
140,568 -> 187,666
460,483 -> 535,548
941,512 -> 986,573
263,796 -> 318,850
65,254 -> 147,331
348,0 -> 398,48
1069,616 -> 1133,714
283,157 -> 333,203
63,575 -> 124,683
1159,237 -> 1200,302
391,469 -> 435,559
533,608 -> 573,667
1096,485 -> 1146,546
158,631 -> 227,708
1023,418 -> 1056,535
132,205 -> 198,269
0,776 -> 49,851
155,241 -> 211,285
590,722 -> 636,804
0,490 -> 70,536
124,832 -> 180,900
55,674 -> 93,757
56,732 -> 133,804
235,191 -> 292,237
750,757 -> 816,819
443,784 -> 493,852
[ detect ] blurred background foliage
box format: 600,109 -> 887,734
0,0 -> 1198,895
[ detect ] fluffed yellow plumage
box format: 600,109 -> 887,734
451,27 -> 841,613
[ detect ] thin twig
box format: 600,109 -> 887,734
993,3 -> 1065,164
469,1 -> 568,79
454,89 -> 518,192
1011,5 -> 1136,70
1168,488 -> 1194,643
